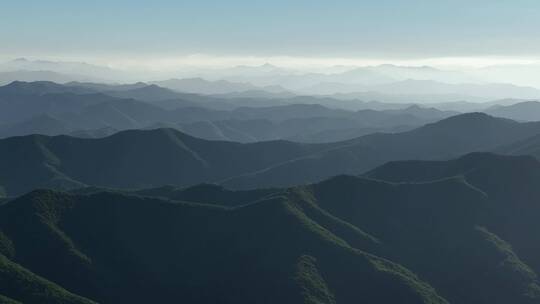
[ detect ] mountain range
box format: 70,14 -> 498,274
152,78 -> 291,96
3,69 -> 540,304
2,152 -> 540,303
0,81 -> 458,142
3,59 -> 540,102
221,112 -> 540,189
2,112 -> 540,197
484,101 -> 540,121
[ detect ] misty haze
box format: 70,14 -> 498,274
2,1 -> 540,304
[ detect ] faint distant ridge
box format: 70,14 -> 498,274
302,79 -> 540,101
2,58 -> 540,102
65,81 -> 148,92
484,100 -> 540,121
1,57 -> 117,78
0,80 -> 94,96
0,81 -> 457,142
152,77 -> 291,95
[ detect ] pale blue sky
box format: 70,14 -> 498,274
2,0 -> 540,60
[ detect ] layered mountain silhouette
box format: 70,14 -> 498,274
2,112 -> 540,196
0,81 -> 456,142
221,112 -> 540,189
484,100 -> 540,121
3,58 -> 540,101
0,70 -> 95,86
3,72 -> 540,304
152,77 -> 290,95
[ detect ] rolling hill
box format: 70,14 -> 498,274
221,113 -> 540,189
3,113 -> 540,195
484,100 -> 540,121
0,128 -> 331,196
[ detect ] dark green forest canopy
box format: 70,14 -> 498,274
2,152 -> 540,304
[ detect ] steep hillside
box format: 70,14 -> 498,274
0,188 -> 449,304
306,175 -> 540,304
3,167 -> 540,303
366,152 -> 540,274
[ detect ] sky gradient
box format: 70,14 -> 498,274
2,0 -> 540,66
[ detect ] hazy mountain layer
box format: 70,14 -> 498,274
2,113 -> 540,196
221,113 -> 540,189
0,81 -> 454,142
484,101 -> 540,121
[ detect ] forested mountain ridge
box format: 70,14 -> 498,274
2,153 -> 540,303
